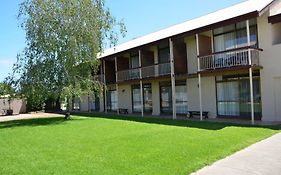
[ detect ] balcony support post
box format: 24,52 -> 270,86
196,34 -> 203,121
139,50 -> 144,117
211,30 -> 215,69
169,38 -> 176,120
103,59 -> 107,113
247,20 -> 255,125
115,57 -> 119,115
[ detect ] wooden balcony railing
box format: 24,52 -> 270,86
117,68 -> 140,82
142,62 -> 171,78
116,62 -> 171,82
198,47 -> 262,71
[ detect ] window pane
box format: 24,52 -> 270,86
250,26 -> 257,46
217,82 -> 239,101
214,24 -> 235,35
143,84 -> 152,112
161,86 -> 172,113
107,90 -> 117,111
224,32 -> 236,50
131,55 -> 139,68
159,47 -> 170,63
217,77 -> 261,118
176,85 -> 188,114
236,29 -> 247,48
132,87 -> 141,112
218,102 -> 240,116
236,21 -> 246,30
214,35 -> 225,52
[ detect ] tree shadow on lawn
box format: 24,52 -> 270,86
0,117 -> 77,129
74,113 -> 281,131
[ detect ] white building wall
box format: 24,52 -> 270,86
117,84 -> 132,113
187,77 -> 217,118
258,9 -> 281,121
0,98 -> 26,114
151,81 -> 160,115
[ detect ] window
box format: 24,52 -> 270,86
214,19 -> 258,52
160,86 -> 172,113
130,52 -> 139,68
89,93 -> 100,111
132,84 -> 152,113
272,22 -> 281,45
132,85 -> 141,112
143,84 -> 152,112
72,97 -> 80,110
216,74 -> 262,119
158,42 -> 170,63
160,81 -> 188,114
175,85 -> 188,114
106,90 -> 117,111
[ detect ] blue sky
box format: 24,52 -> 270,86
0,0 -> 244,81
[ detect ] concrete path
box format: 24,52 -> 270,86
0,112 -> 63,122
192,133 -> 281,175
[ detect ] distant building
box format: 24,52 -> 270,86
0,95 -> 26,115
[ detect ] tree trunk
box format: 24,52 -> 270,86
64,96 -> 71,119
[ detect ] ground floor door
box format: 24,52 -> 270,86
143,84 -> 152,113
106,90 -> 117,111
132,84 -> 152,113
160,81 -> 188,114
216,74 -> 262,119
89,93 -> 100,111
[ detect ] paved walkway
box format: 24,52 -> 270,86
0,112 -> 63,122
192,133 -> 281,175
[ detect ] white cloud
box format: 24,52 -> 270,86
0,59 -> 15,66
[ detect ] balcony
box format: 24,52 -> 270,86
116,62 -> 171,82
198,47 -> 262,72
117,68 -> 140,82
141,63 -> 171,78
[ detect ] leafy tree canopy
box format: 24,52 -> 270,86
0,82 -> 14,96
9,0 -> 126,111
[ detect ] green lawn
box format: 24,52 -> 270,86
0,115 -> 279,175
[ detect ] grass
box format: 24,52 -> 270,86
0,114 -> 280,175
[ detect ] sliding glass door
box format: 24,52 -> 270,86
143,84 -> 152,112
160,86 -> 172,113
160,81 -> 188,114
216,75 -> 261,119
106,90 -> 117,111
132,85 -> 141,112
89,93 -> 100,111
175,85 -> 188,114
132,84 -> 152,113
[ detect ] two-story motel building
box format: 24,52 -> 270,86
73,0 -> 281,123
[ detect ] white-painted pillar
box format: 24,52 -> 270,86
103,59 -> 107,113
247,20 -> 255,125
196,34 -> 203,121
169,38 -> 176,120
115,57 -> 119,115
139,50 -> 144,117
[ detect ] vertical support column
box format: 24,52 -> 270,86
247,20 -> 255,125
139,50 -> 144,117
196,34 -> 203,121
103,59 -> 107,113
169,38 -> 176,120
115,57 -> 119,115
